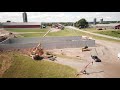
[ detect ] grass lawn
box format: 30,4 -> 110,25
21,33 -> 44,37
83,28 -> 116,32
1,51 -> 76,78
75,30 -> 120,42
5,28 -> 48,32
87,33 -> 120,42
83,28 -> 98,32
94,30 -> 120,38
83,28 -> 120,38
20,29 -> 83,37
19,28 -> 120,43
6,28 -> 120,43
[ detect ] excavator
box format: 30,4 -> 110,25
30,29 -> 53,60
82,45 -> 91,52
30,43 -> 44,60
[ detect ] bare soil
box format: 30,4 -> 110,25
50,28 -> 61,32
7,39 -> 120,78
1,27 -> 120,78
48,40 -> 120,78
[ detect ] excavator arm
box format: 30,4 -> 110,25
30,29 -> 52,59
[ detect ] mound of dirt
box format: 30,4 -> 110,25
0,36 -> 7,42
0,52 -> 13,77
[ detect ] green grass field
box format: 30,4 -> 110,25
21,33 -> 44,37
5,28 -> 120,42
94,30 -> 120,38
6,28 -> 48,32
83,28 -> 120,38
0,52 -> 76,78
83,28 -> 98,32
20,29 -> 83,37
19,28 -> 120,43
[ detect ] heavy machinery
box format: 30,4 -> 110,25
76,61 -> 93,76
82,45 -> 91,52
91,55 -> 101,62
91,48 -> 101,62
30,43 -> 44,60
30,29 -> 57,61
30,29 -> 53,60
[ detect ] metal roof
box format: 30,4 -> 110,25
94,23 -> 120,27
2,22 -> 41,26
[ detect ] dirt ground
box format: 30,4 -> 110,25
0,29 -> 9,36
2,39 -> 120,78
48,40 -> 120,78
1,28 -> 120,78
50,28 -> 61,32
0,29 -> 17,40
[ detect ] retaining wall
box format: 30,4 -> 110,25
0,36 -> 95,50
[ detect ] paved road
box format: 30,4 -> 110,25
66,26 -> 120,41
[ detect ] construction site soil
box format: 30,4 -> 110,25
1,39 -> 120,78
1,28 -> 120,78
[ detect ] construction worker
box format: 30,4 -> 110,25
118,53 -> 120,60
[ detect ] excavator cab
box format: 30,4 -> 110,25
82,45 -> 91,52
30,44 -> 44,60
29,29 -> 55,60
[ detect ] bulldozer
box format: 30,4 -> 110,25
82,45 -> 91,52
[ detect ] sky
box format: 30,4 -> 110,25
0,12 -> 120,22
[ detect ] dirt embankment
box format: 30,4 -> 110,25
0,29 -> 17,42
0,52 -> 13,77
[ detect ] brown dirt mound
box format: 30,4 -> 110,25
0,52 -> 13,77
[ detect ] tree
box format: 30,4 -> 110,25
75,18 -> 88,28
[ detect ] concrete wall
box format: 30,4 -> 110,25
0,36 -> 95,50
1,36 -> 82,44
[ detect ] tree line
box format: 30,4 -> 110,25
41,22 -> 74,26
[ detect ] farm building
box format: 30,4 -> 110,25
51,23 -> 64,29
92,23 -> 120,29
1,22 -> 41,28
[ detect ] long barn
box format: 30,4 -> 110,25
2,22 -> 41,28
92,23 -> 120,29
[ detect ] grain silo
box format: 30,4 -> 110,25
23,12 -> 28,22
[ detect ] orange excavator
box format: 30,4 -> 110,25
30,29 -> 51,60
30,43 -> 44,60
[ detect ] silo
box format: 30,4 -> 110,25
100,18 -> 103,24
23,12 -> 28,22
93,18 -> 96,25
